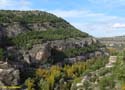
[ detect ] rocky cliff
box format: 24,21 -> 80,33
0,61 -> 20,90
0,10 -> 106,89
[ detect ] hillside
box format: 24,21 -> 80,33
0,10 -> 88,37
0,10 -> 106,90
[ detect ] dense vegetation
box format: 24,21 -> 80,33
0,10 -> 66,23
11,29 -> 88,49
70,50 -> 125,90
97,53 -> 125,90
64,44 -> 98,57
23,56 -> 108,90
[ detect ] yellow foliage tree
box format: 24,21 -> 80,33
50,66 -> 61,79
25,78 -> 35,90
36,68 -> 48,78
122,84 -> 125,90
46,75 -> 55,90
107,47 -> 117,55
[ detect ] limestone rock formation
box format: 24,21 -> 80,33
0,61 -> 20,88
0,10 -> 107,88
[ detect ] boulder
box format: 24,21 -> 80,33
94,51 -> 102,57
0,68 -> 20,86
28,44 -> 51,63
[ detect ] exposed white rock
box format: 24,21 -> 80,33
76,83 -> 83,87
0,69 -> 3,73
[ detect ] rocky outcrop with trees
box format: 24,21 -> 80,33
0,10 -> 107,90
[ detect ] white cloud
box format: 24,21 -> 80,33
49,9 -> 89,18
72,22 -> 125,37
0,0 -> 31,10
49,9 -> 117,21
48,9 -> 124,29
72,22 -> 114,32
88,0 -> 125,8
112,23 -> 125,28
48,9 -> 125,37
0,0 -> 16,7
20,0 -> 31,10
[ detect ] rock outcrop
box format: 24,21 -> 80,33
0,61 -> 20,88
0,10 -> 107,87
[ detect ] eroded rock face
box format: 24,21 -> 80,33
0,22 -> 50,37
0,61 -> 20,88
64,51 -> 104,64
21,37 -> 101,64
46,37 -> 97,49
0,21 -> 72,37
5,36 -> 104,66
34,46 -> 50,62
35,49 -> 50,61
23,44 -> 51,64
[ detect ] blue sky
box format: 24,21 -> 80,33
0,0 -> 125,37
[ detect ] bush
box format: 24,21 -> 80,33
64,44 -> 98,57
25,78 -> 35,90
25,56 -> 108,90
99,76 -> 115,90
